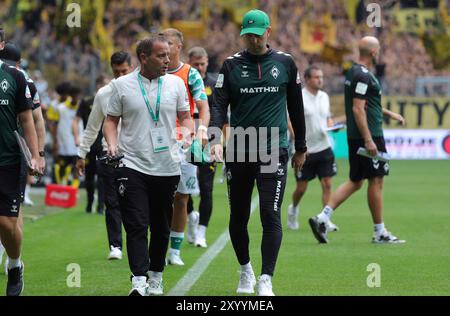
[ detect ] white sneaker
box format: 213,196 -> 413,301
108,246 -> 123,260
236,269 -> 256,294
187,211 -> 199,244
287,204 -> 299,230
372,230 -> 406,244
257,275 -> 275,296
168,251 -> 185,266
23,196 -> 34,206
194,236 -> 207,248
325,220 -> 339,232
128,276 -> 149,296
147,276 -> 163,295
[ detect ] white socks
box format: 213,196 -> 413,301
374,223 -> 385,235
317,205 -> 334,223
8,257 -> 21,269
289,204 -> 299,215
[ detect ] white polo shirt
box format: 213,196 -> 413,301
302,88 -> 331,154
107,71 -> 189,176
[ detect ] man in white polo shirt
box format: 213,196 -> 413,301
287,65 -> 339,231
103,35 -> 194,296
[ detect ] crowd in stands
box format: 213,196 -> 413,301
1,0 -> 448,100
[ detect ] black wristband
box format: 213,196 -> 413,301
297,146 -> 307,153
39,151 -> 45,157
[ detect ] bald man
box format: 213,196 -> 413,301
309,36 -> 406,244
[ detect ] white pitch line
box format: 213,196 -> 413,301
167,195 -> 260,296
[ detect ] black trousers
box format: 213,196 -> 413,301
197,163 -> 216,227
226,150 -> 288,276
85,151 -> 105,213
115,167 -> 179,276
97,160 -> 123,249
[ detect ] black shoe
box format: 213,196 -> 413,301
7,263 -> 24,296
308,216 -> 328,244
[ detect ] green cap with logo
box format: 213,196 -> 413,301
240,9 -> 270,36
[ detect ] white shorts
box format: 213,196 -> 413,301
177,144 -> 199,195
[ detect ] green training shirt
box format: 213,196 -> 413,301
344,63 -> 384,140
0,60 -> 33,166
210,47 -> 306,153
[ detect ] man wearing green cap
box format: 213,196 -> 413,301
209,9 -> 307,296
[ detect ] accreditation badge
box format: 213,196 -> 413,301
150,126 -> 170,153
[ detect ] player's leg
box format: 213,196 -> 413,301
227,161 -> 257,294
186,195 -> 199,244
317,148 -> 339,231
147,175 -> 179,295
115,167 -> 151,296
288,153 -> 316,230
367,176 -> 383,225
288,180 -> 308,230
309,141 -> 364,243
0,163 -> 25,296
368,137 -> 405,243
168,192 -> 189,266
292,180 -> 308,208
169,159 -> 199,265
320,177 -> 332,207
195,163 -> 216,247
254,149 -> 289,296
97,159 -> 123,259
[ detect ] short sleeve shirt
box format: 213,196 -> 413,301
107,71 -> 190,176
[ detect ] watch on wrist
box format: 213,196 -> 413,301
39,151 -> 45,157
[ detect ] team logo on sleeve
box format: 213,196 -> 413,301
215,74 -> 224,88
25,85 -> 32,98
1,79 -> 8,93
355,82 -> 368,95
271,66 -> 280,79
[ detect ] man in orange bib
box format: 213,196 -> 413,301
161,28 -> 210,266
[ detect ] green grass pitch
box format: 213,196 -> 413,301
1,160 -> 449,296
